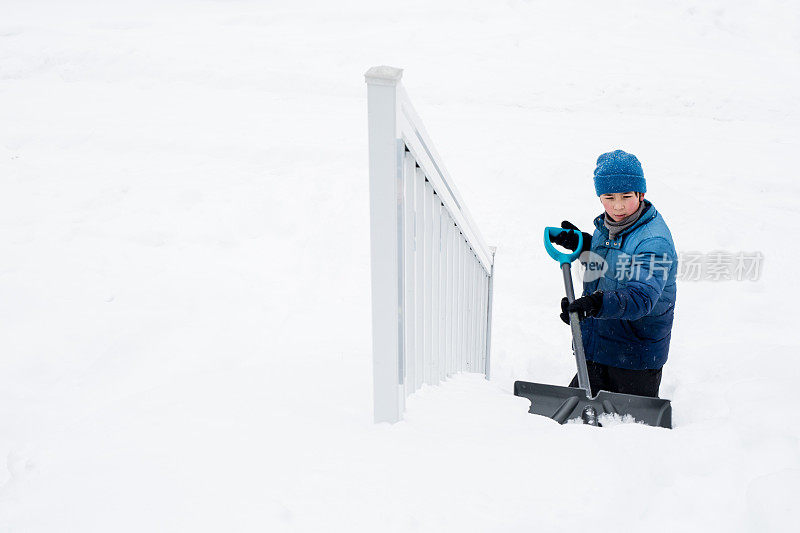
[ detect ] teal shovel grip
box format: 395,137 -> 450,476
543,227 -> 583,265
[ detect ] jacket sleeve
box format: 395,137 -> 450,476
597,237 -> 674,321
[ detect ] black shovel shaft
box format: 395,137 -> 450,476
561,263 -> 591,395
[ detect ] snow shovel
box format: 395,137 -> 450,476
513,227 -> 672,429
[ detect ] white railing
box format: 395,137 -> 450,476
365,66 -> 496,423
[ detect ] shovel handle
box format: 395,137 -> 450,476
562,262 -> 592,396
544,227 -> 583,265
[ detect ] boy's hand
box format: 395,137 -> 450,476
559,298 -> 571,324
549,221 -> 592,254
559,292 -> 603,324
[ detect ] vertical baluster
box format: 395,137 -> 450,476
451,223 -> 458,375
464,248 -> 472,372
476,260 -> 483,372
469,253 -> 477,372
483,270 -> 490,373
476,257 -> 482,372
454,233 -> 462,372
423,180 -> 434,385
464,249 -> 472,372
431,195 -> 441,386
437,203 -> 447,382
447,219 -> 455,376
476,263 -> 481,371
441,218 -> 447,377
403,153 -> 416,395
485,248 -> 496,380
414,167 -> 425,392
466,254 -> 473,372
482,269 -> 487,371
460,237 -> 467,372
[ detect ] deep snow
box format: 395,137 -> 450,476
1,0 -> 799,531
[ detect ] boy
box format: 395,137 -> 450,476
550,150 -> 677,398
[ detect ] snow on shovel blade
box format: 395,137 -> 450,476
514,381 -> 672,429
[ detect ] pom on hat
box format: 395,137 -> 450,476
593,150 -> 646,196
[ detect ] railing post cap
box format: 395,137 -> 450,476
365,66 -> 404,86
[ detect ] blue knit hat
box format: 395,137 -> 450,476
593,150 -> 646,196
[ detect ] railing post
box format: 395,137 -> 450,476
365,66 -> 405,423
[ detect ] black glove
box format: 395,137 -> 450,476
549,221 -> 592,254
559,292 -> 603,324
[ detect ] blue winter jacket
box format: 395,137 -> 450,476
579,200 -> 677,370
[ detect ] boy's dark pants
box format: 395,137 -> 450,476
569,360 -> 662,398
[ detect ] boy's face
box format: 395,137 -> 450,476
600,191 -> 643,221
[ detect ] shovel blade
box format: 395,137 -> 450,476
514,380 -> 672,429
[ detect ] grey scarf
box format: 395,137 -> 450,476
604,200 -> 646,240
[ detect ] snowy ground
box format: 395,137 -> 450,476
1,0 -> 799,531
